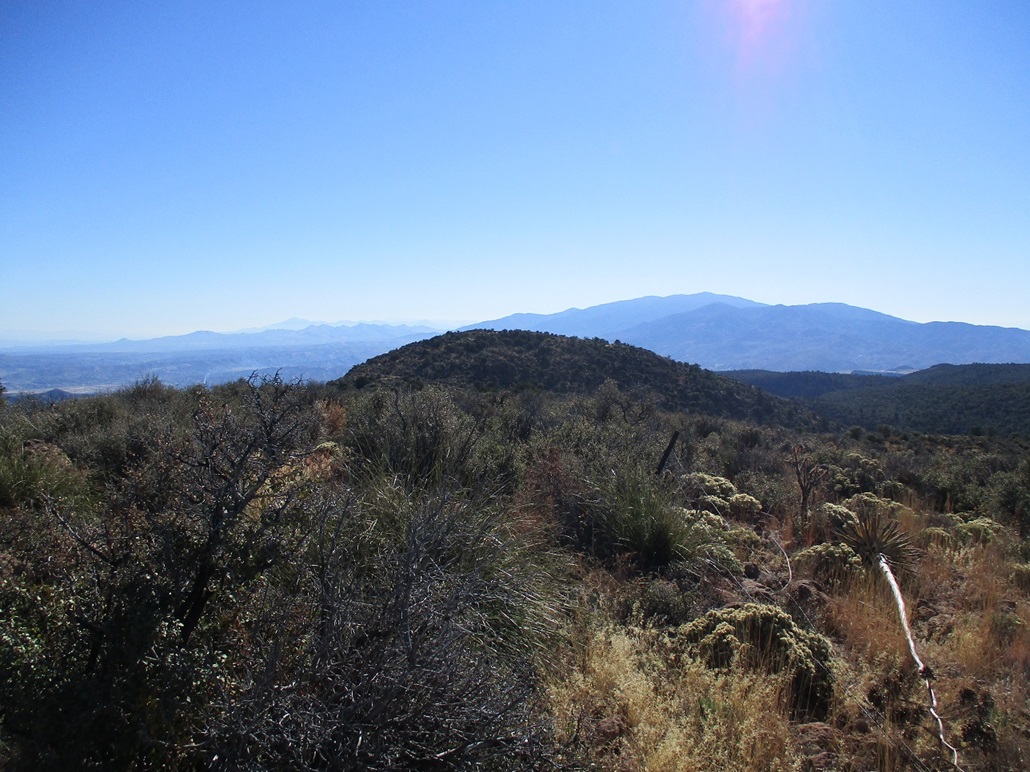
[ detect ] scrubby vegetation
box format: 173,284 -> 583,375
337,330 -> 817,428
2,332 -> 1029,769
727,364 -> 1030,437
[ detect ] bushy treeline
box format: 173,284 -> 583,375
2,373 -> 1030,769
727,365 -> 1030,437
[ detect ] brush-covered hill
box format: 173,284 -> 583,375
333,329 -> 817,427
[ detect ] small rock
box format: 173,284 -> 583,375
788,579 -> 828,607
741,578 -> 775,603
595,715 -> 627,744
795,722 -> 841,770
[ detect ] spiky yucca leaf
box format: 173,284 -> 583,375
839,507 -> 918,576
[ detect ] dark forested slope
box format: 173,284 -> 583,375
726,363 -> 1030,436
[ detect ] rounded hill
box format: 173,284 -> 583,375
334,330 -> 815,426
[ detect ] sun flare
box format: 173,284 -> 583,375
727,0 -> 792,65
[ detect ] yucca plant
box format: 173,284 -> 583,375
838,501 -> 961,768
839,505 -> 918,577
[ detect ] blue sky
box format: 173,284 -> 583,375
2,0 -> 1029,339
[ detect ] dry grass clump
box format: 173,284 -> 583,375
821,576 -> 929,763
922,542 -> 1030,674
915,541 -> 1030,769
825,509 -> 1030,770
825,577 -> 911,662
548,624 -> 801,771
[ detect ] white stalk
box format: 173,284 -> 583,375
878,554 -> 961,770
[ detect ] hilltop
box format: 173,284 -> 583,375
333,329 -> 816,427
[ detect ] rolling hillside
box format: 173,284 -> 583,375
334,329 -> 817,427
726,364 -> 1030,437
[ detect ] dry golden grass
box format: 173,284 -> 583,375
548,623 -> 801,771
916,540 -> 1030,769
825,576 -> 910,664
822,570 -> 956,770
821,519 -> 1030,770
918,543 -> 1030,681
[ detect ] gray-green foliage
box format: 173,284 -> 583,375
820,502 -> 859,532
343,385 -> 487,487
674,508 -> 745,575
682,472 -> 738,511
729,492 -> 762,520
985,459 -> 1030,536
828,452 -> 885,498
22,378 -> 187,490
0,431 -> 89,511
675,603 -> 836,720
594,466 -> 688,568
793,541 -> 865,587
954,515 -> 1005,546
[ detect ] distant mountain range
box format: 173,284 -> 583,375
4,294 -> 1030,394
467,294 -> 1030,372
7,322 -> 438,354
0,323 -> 438,393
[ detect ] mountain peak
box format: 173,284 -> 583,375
463,294 -> 1030,373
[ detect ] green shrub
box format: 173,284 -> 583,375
0,432 -> 88,511
725,524 -> 763,559
595,468 -> 690,569
793,542 -> 865,588
955,516 -> 1005,546
675,603 -> 835,720
682,472 -> 737,501
634,578 -> 697,625
729,492 -> 762,521
820,502 -> 858,532
342,385 -> 504,489
589,467 -> 742,574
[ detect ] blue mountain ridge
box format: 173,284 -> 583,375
468,296 -> 1030,372
4,294 -> 1030,393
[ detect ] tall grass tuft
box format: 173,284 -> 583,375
0,430 -> 89,511
588,466 -> 741,573
548,624 -> 801,770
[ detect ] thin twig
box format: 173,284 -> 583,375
48,498 -> 113,565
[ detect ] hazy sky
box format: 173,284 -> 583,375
3,0 -> 1029,339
